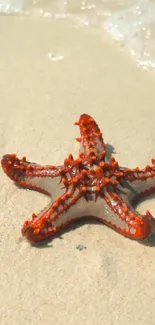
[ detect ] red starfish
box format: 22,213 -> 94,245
1,114 -> 155,243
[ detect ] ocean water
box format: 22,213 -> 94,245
1,0 -> 155,70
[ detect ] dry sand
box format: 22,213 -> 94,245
0,15 -> 155,325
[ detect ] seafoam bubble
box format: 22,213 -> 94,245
48,52 -> 65,61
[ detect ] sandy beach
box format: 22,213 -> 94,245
1,14 -> 155,325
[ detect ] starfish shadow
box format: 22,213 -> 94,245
30,219 -> 103,249
105,143 -> 115,160
142,232 -> 155,246
134,193 -> 155,247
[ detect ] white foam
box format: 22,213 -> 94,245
0,0 -> 23,13
104,0 -> 155,69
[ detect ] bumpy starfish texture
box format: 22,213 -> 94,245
1,114 -> 155,243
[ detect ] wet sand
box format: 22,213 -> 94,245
0,15 -> 155,325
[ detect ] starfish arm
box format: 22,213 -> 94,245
102,191 -> 155,240
75,114 -> 106,162
1,154 -> 63,196
21,186 -> 83,243
120,160 -> 155,200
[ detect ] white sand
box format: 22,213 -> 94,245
0,15 -> 155,325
